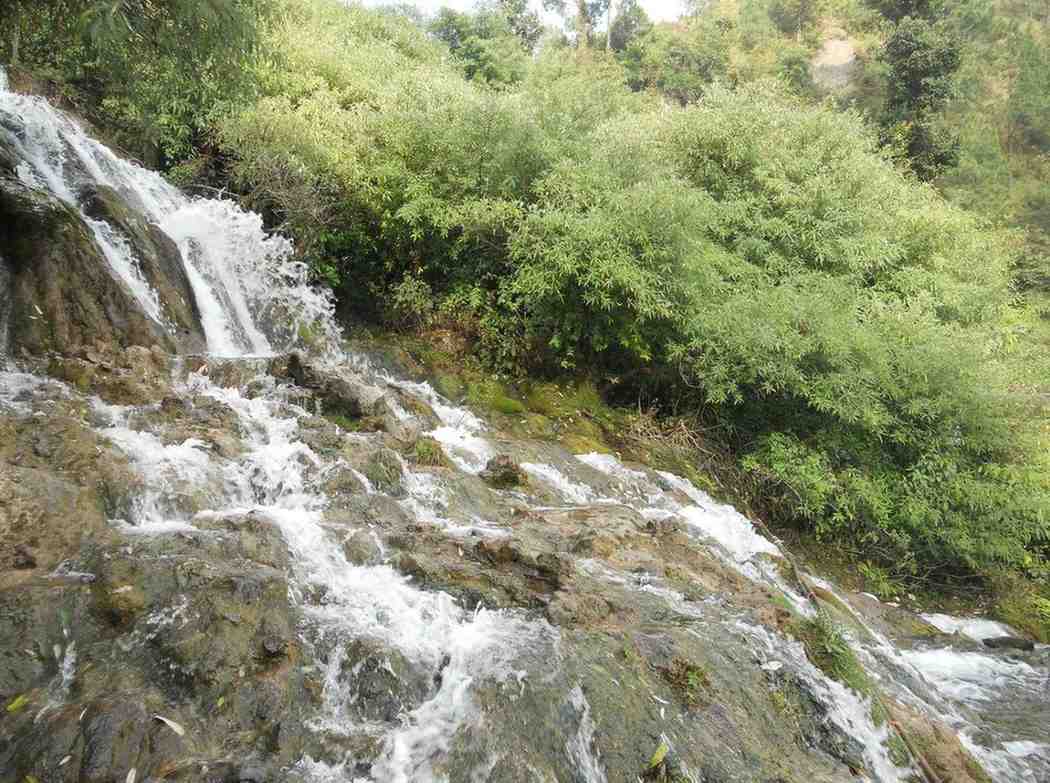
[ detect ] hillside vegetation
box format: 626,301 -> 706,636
2,0 -> 1048,608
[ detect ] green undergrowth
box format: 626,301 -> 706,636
788,613 -> 873,700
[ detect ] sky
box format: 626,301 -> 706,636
362,0 -> 689,26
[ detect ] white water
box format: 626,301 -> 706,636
921,613 -> 1018,641
0,75 -> 337,357
4,70 -> 1047,783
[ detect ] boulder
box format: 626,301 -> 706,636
0,174 -> 177,355
983,635 -> 1036,652
479,455 -> 527,488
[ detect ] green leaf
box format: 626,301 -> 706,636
648,740 -> 669,769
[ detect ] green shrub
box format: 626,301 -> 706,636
213,2 -> 1048,583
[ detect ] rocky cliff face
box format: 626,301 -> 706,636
0,125 -> 205,357
1,73 -> 1047,783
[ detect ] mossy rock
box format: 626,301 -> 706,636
467,378 -> 527,416
409,437 -> 449,467
479,455 -> 527,489
993,576 -> 1050,643
363,448 -> 405,497
433,372 -> 466,402
788,613 -> 873,697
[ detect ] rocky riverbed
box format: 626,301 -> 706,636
2,67 -> 1048,783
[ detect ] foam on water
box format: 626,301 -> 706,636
902,648 -> 1042,703
521,462 -> 606,505
565,685 -> 608,783
921,613 -> 1018,641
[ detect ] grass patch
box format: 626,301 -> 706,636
410,437 -> 448,467
788,612 -> 872,697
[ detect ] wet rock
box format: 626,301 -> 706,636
11,543 -> 36,569
81,699 -> 150,782
336,639 -> 433,724
982,635 -> 1036,652
260,616 -> 291,658
319,463 -> 368,499
299,416 -> 348,456
384,413 -> 422,444
99,583 -> 148,627
80,183 -> 207,353
474,536 -> 570,591
324,519 -> 385,566
361,447 -> 405,497
48,344 -> 173,405
0,172 -> 183,356
284,353 -> 386,421
479,455 -> 527,488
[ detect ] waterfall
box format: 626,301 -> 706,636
0,70 -> 337,358
2,66 -> 1047,783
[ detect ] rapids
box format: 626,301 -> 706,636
1,68 -> 1047,783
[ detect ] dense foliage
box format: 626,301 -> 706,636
0,0 -> 269,163
4,0 -> 1049,586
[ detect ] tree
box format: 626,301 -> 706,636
542,0 -> 611,48
0,0 -> 270,163
498,0 -> 544,50
767,0 -> 822,40
862,0 -> 942,24
879,15 -> 961,179
430,7 -> 530,84
621,18 -> 729,103
608,0 -> 652,52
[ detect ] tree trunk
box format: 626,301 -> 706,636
11,23 -> 20,67
577,0 -> 591,50
606,0 -> 614,50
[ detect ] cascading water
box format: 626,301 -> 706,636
0,71 -> 337,357
2,67 -> 1047,783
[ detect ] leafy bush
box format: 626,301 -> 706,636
1,0 -> 271,164
214,1 -> 1047,581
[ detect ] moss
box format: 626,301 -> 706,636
659,657 -> 710,708
491,395 -> 526,415
297,321 -> 320,348
992,575 -> 1050,643
433,371 -> 466,402
410,437 -> 448,467
788,613 -> 873,697
325,413 -> 358,431
561,432 -> 611,455
769,689 -> 790,714
466,378 -> 527,416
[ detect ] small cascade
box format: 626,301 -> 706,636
0,75 -> 338,357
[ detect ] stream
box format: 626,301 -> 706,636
1,68 -> 1047,783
